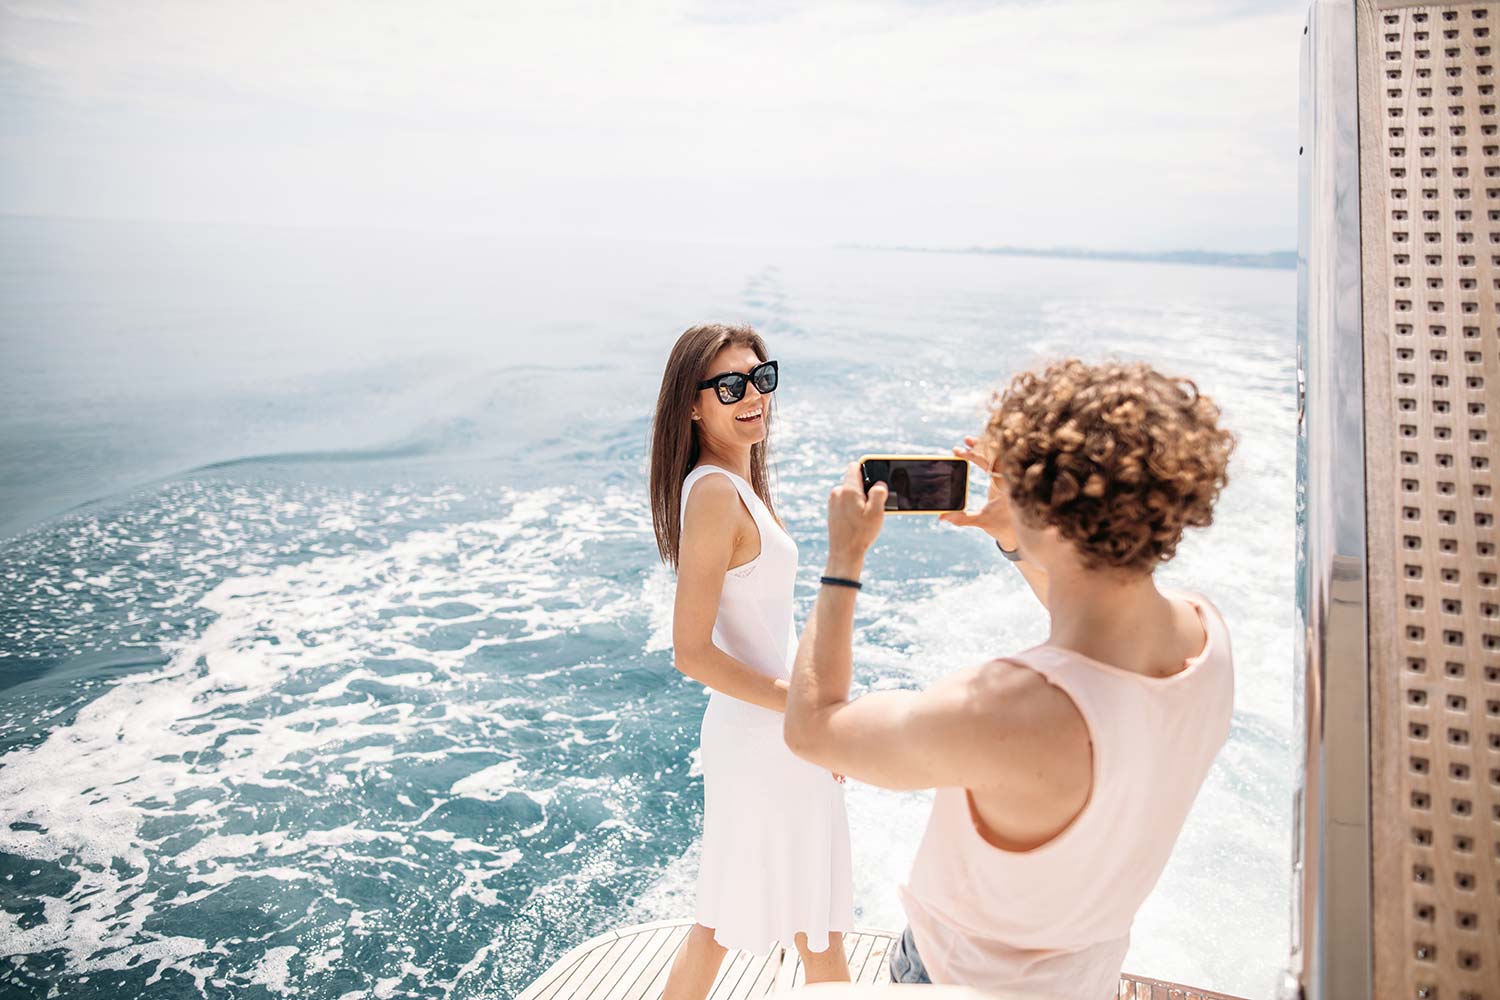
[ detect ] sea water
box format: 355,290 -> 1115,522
0,216 -> 1295,999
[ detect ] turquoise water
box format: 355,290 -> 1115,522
0,216 -> 1296,998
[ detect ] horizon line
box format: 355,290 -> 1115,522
0,213 -> 1298,268
846,243 -> 1297,271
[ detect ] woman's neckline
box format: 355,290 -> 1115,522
691,462 -> 750,481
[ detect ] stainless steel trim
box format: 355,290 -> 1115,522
1290,3 -> 1373,999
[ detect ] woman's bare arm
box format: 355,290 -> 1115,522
671,475 -> 789,713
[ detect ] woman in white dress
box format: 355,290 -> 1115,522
649,323 -> 853,995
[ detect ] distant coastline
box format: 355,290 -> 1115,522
846,243 -> 1297,271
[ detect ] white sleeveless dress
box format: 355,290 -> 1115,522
677,465 -> 854,955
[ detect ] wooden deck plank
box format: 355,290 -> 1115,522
597,929 -> 675,1000
520,926 -> 624,1000
870,936 -> 894,983
520,952 -> 586,1000
741,948 -> 784,997
599,930 -> 666,994
634,924 -> 715,1000
572,933 -> 646,1000
1119,973 -> 1246,1000
772,944 -> 798,993
740,953 -> 783,999
739,953 -> 784,1000
698,946 -> 741,1000
521,922 -> 1251,1000
632,944 -> 685,1000
526,927 -> 638,1000
862,934 -> 891,981
847,932 -> 877,981
707,949 -> 755,1000
536,936 -> 620,1000
619,924 -> 691,1000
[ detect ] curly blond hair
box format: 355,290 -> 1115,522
982,359 -> 1236,573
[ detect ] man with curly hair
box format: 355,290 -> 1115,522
784,359 -> 1238,997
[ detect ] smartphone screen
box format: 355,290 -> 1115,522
859,457 -> 968,513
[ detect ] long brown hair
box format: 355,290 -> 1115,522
649,323 -> 778,569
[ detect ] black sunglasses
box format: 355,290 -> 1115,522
697,359 -> 778,405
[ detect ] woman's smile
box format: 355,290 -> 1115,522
734,406 -> 763,424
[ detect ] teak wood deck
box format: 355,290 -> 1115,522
516,920 -> 1249,1000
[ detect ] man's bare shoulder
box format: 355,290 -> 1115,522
1167,586 -> 1226,627
940,656 -> 1071,710
930,665 -> 1086,779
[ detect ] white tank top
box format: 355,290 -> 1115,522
897,590 -> 1234,998
679,465 -> 799,721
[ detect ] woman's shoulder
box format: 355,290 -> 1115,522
681,468 -> 748,520
684,463 -> 745,484
684,464 -> 742,493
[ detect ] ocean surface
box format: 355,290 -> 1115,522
0,215 -> 1296,999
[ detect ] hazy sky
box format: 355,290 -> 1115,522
0,1 -> 1305,251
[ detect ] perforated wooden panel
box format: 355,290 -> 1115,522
1364,3 -> 1500,997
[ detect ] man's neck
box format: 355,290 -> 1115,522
1043,565 -> 1171,672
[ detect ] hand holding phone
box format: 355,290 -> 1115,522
939,436 -> 1020,550
857,455 -> 969,514
827,463 -> 888,565
951,435 -> 996,474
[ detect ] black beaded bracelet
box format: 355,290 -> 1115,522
995,539 -> 1023,563
819,575 -> 863,590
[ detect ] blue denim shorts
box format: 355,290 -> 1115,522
888,925 -> 933,984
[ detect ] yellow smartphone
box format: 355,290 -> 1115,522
858,455 -> 969,514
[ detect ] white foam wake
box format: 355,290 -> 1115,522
0,485 -> 654,993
